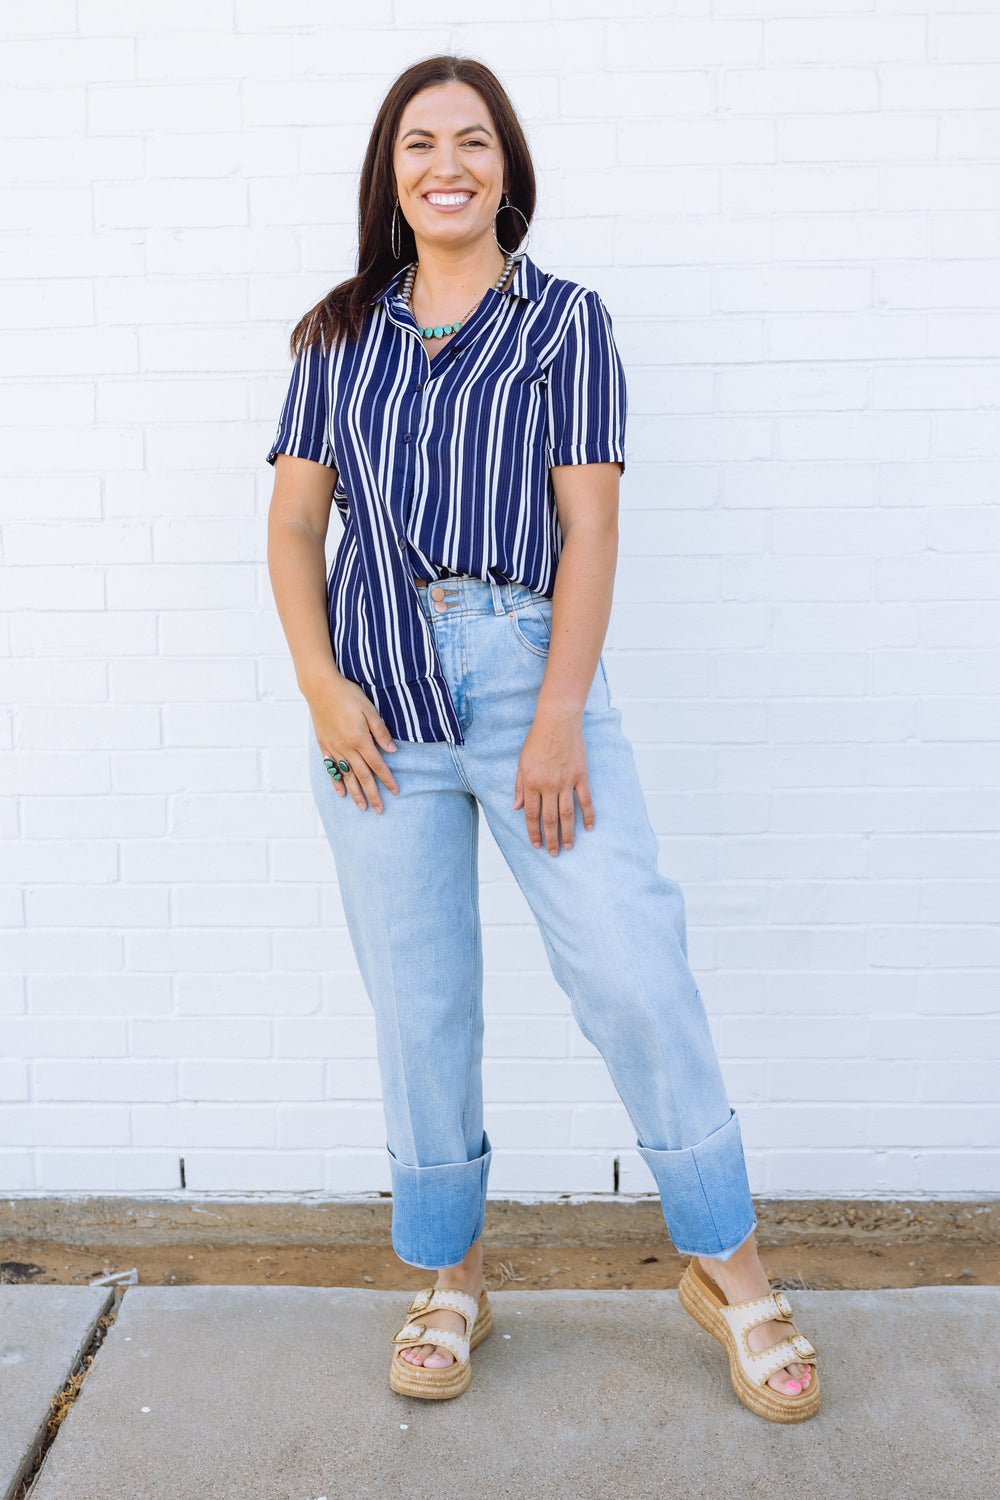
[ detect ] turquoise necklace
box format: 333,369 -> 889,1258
401,250 -> 517,339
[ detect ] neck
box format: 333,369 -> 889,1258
409,238 -> 509,307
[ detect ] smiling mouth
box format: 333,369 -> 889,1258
424,192 -> 474,208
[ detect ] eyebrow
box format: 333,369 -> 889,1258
400,124 -> 494,141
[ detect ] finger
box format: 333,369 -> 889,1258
524,786 -> 542,849
541,792 -> 560,857
364,711 -> 398,756
330,754 -> 369,812
345,767 -> 368,811
577,775 -> 595,832
512,771 -> 524,811
558,787 -> 576,850
348,756 -> 385,814
321,753 -> 348,799
360,741 -> 399,797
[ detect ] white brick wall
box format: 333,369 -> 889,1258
3,1 -> 999,1202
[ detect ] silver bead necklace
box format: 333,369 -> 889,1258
401,250 -> 518,340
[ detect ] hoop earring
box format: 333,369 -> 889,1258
492,194 -> 530,253
391,197 -> 402,260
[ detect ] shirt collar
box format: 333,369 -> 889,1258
374,252 -> 545,307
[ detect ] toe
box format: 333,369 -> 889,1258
767,1366 -> 802,1395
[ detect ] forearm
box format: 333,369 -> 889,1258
266,515 -> 341,700
535,515 -> 618,722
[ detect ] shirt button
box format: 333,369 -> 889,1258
402,433 -> 413,443
414,384 -> 424,392
397,537 -> 406,549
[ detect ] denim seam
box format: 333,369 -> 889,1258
509,600 -> 553,660
458,615 -> 472,730
460,800 -> 483,1156
690,1142 -> 727,1255
448,743 -> 476,796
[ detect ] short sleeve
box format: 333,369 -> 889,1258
266,342 -> 336,468
545,289 -> 627,474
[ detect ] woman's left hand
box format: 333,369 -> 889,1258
513,708 -> 595,856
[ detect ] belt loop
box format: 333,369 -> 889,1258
488,577 -> 505,616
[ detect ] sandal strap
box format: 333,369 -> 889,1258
717,1291 -> 818,1387
390,1321 -> 470,1366
718,1290 -> 798,1348
719,1289 -> 793,1334
746,1335 -> 818,1388
719,1284 -> 821,1386
389,1286 -> 482,1367
406,1286 -> 480,1328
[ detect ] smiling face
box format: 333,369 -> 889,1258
393,81 -> 506,259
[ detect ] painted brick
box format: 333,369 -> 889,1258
277,1103 -> 382,1151
134,1104 -> 275,1149
723,66 -> 879,113
174,973 -> 321,1016
765,17 -> 926,64
324,1152 -> 391,1193
29,975 -> 171,1016
33,1154 -> 182,1192
560,70 -> 713,119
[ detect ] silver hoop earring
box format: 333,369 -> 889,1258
492,194 -> 530,253
391,197 -> 402,260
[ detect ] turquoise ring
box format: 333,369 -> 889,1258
323,757 -> 342,782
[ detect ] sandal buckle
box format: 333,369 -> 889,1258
774,1292 -> 793,1317
790,1334 -> 816,1359
391,1322 -> 426,1345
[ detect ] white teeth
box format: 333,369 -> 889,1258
426,193 -> 472,206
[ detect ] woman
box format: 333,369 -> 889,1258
266,54 -> 819,1421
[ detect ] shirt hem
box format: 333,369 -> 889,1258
362,673 -> 466,747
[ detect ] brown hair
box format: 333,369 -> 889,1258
290,55 -> 536,357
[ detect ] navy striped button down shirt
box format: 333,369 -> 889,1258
267,253 -> 627,744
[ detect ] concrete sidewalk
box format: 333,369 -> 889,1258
5,1286 -> 995,1500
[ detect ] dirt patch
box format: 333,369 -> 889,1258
1,1238 -> 995,1292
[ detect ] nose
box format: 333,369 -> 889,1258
431,143 -> 464,179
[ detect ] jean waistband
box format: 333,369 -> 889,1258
414,573 -> 551,620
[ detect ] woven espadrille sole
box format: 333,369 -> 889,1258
389,1292 -> 493,1400
678,1261 -> 820,1424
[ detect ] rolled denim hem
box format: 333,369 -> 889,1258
387,1131 -> 492,1270
636,1108 -> 757,1260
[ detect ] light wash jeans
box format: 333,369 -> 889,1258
309,575 -> 757,1269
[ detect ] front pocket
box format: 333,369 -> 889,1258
510,601 -> 552,659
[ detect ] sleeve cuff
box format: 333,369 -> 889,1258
547,442 -> 625,474
266,438 -> 336,468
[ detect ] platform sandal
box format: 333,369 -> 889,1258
389,1285 -> 493,1400
678,1258 -> 820,1423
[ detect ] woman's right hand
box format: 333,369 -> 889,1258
308,675 -> 399,812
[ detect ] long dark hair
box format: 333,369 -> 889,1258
290,55 -> 536,356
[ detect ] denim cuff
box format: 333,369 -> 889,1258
636,1109 -> 757,1260
387,1131 -> 493,1270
